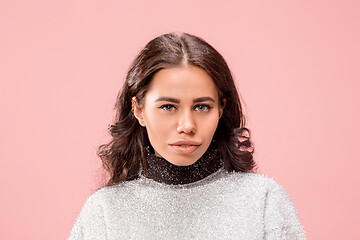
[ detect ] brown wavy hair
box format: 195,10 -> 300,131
98,32 -> 256,186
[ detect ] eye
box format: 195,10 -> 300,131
194,104 -> 212,112
159,104 -> 177,112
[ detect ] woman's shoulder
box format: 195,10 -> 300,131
223,170 -> 288,194
231,172 -> 305,238
69,181 -> 141,239
228,170 -> 280,185
82,179 -> 140,207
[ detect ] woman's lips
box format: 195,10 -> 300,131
169,141 -> 201,154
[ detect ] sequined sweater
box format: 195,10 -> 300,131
69,147 -> 305,239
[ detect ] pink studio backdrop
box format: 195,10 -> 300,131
1,1 -> 359,239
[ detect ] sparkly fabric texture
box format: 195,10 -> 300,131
68,169 -> 306,239
143,143 -> 223,185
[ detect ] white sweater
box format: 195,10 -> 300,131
68,169 -> 305,239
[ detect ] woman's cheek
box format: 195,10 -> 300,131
199,112 -> 219,128
146,111 -> 172,134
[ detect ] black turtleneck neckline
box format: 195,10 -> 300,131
142,143 -> 223,185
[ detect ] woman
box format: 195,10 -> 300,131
69,33 -> 305,239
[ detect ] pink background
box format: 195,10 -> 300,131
1,0 -> 359,239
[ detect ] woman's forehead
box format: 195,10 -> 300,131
146,66 -> 219,101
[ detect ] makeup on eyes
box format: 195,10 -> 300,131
158,103 -> 213,112
156,96 -> 215,112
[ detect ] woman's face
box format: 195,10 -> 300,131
134,65 -> 225,166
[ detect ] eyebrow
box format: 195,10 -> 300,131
154,96 -> 215,103
193,97 -> 215,103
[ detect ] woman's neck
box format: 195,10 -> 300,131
143,143 -> 223,185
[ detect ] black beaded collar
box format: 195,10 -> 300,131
142,143 -> 223,185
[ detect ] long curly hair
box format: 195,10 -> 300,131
98,33 -> 256,186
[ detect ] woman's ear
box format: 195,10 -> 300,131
219,98 -> 227,118
132,97 -> 146,127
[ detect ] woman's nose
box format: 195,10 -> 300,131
176,110 -> 196,134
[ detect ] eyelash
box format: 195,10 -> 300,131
194,104 -> 212,112
159,104 -> 212,112
159,104 -> 176,111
